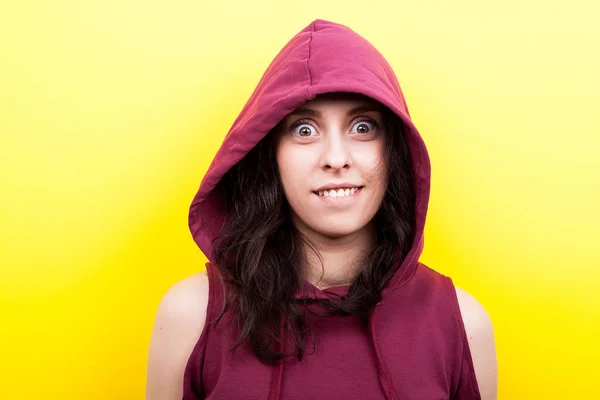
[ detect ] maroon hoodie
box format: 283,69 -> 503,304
183,19 -> 481,400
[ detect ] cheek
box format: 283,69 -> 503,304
276,142 -> 311,192
354,142 -> 387,186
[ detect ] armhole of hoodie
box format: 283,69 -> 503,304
445,276 -> 482,400
182,263 -> 217,399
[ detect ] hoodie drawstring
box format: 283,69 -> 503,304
268,304 -> 399,399
369,304 -> 399,400
268,312 -> 285,400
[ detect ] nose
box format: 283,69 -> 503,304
320,133 -> 352,171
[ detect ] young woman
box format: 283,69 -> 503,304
146,19 -> 497,399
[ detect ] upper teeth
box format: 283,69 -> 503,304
317,187 -> 360,198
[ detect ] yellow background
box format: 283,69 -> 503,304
1,1 -> 598,399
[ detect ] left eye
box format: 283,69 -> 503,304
351,119 -> 377,134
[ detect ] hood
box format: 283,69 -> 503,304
189,19 -> 431,400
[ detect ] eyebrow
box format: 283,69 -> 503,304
288,104 -> 383,118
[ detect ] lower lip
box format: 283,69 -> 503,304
313,187 -> 363,201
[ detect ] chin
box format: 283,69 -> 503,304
309,220 -> 370,239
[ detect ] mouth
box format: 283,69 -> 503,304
313,186 -> 364,199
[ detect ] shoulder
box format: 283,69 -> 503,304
454,286 -> 499,400
157,270 -> 210,321
151,270 -> 210,336
145,270 -> 210,399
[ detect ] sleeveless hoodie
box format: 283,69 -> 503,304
183,18 -> 481,400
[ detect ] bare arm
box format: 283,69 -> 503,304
145,271 -> 209,400
455,286 -> 498,400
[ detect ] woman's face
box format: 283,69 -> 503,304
275,93 -> 388,240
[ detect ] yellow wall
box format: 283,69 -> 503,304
1,1 -> 598,399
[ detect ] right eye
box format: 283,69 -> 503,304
291,119 -> 318,137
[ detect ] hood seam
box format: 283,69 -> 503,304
306,24 -> 314,86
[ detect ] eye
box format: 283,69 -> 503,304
291,119 -> 318,137
351,118 -> 378,135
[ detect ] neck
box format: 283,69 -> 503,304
293,216 -> 377,289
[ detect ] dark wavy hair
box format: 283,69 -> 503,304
211,94 -> 416,365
